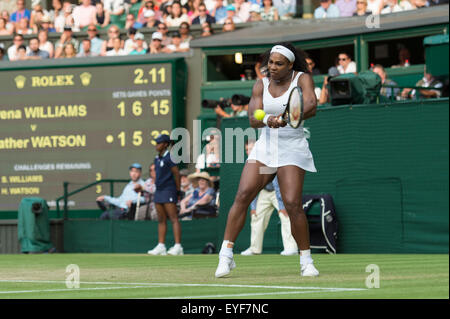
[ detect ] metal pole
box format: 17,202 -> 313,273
63,182 -> 69,220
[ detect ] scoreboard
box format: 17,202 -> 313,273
0,57 -> 186,212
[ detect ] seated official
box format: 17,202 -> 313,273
133,163 -> 158,220
96,163 -> 146,219
179,171 -> 216,217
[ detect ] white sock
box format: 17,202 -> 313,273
158,243 -> 166,248
300,249 -> 313,265
219,240 -> 234,258
174,243 -> 182,248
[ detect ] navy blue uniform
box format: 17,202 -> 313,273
154,150 -> 178,204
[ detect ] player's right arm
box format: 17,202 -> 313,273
248,79 -> 265,128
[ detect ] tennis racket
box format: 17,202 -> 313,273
281,86 -> 304,129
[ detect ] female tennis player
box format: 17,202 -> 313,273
215,43 -> 319,277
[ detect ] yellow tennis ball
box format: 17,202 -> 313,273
254,109 -> 266,121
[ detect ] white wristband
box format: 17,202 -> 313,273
262,114 -> 270,125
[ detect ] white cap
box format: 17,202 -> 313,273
152,32 -> 163,40
144,9 -> 155,18
250,4 -> 261,13
135,32 -> 145,40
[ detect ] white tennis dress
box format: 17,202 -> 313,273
247,71 -> 317,172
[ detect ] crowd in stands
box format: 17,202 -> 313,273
1,0 -> 448,62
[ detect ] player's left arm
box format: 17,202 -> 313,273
171,166 -> 181,193
298,73 -> 317,120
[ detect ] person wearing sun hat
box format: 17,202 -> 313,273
179,171 -> 216,217
147,134 -> 184,256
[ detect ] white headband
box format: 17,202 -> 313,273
270,45 -> 295,63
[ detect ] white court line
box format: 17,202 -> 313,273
0,280 -> 367,291
152,289 -> 361,299
0,279 -> 367,297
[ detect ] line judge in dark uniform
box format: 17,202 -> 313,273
147,134 -> 184,256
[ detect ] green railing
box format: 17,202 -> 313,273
55,179 -> 129,220
381,85 -> 445,101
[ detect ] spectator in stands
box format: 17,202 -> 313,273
0,45 -> 6,61
337,52 -> 357,74
273,0 -> 296,20
233,0 -> 252,22
55,26 -> 79,58
124,27 -> 147,54
148,31 -> 165,54
0,18 -> 12,36
306,56 -> 321,75
366,0 -> 384,14
201,21 -> 214,36
26,37 -> 50,60
401,66 -> 444,99
38,16 -> 56,33
318,65 -> 340,105
30,1 -> 49,33
129,32 -> 148,55
222,17 -> 237,32
8,34 -> 29,61
163,31 -> 190,53
381,0 -> 405,13
138,0 -> 158,24
60,42 -> 77,58
165,1 -> 189,27
16,44 -> 28,61
81,24 -> 103,56
187,0 -> 203,23
409,0 -> 428,9
143,9 -> 161,28
156,22 -> 172,47
94,1 -> 110,28
211,0 -> 228,22
179,22 -> 193,44
54,1 -> 74,33
48,0 -> 63,27
106,36 -> 126,56
101,25 -> 123,56
1,11 -> 15,35
335,0 -> 357,16
16,17 -> 33,35
179,171 -> 216,217
38,30 -> 54,58
192,2 -> 216,24
73,0 -> 96,30
179,169 -> 195,199
96,163 -> 146,220
261,0 -> 279,21
10,0 -> 31,28
353,0 -> 371,15
103,0 -> 126,20
219,5 -> 243,24
314,0 -> 340,18
133,163 -> 158,221
372,64 -> 400,99
77,38 -> 96,57
248,4 -> 262,21
391,47 -> 411,68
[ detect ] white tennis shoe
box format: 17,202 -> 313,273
240,248 -> 256,256
301,263 -> 320,277
215,256 -> 236,278
280,249 -> 299,256
167,245 -> 184,256
147,244 -> 167,256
